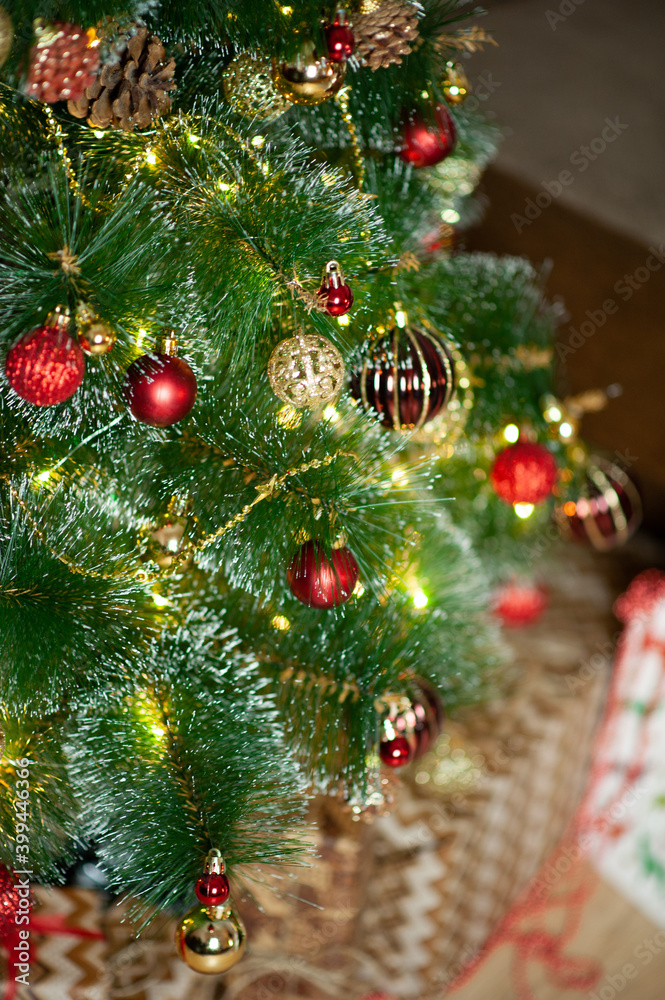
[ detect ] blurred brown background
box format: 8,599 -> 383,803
462,0 -> 665,535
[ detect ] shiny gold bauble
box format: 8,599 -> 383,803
272,43 -> 346,106
443,61 -> 470,105
0,6 -> 13,67
176,904 -> 246,974
267,334 -> 345,409
222,51 -> 290,121
78,319 -> 117,356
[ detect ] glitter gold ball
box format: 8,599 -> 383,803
267,334 -> 345,409
222,51 -> 290,120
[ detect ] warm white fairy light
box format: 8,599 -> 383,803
514,503 -> 534,519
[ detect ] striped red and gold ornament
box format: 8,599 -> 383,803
558,457 -> 641,551
350,317 -> 456,431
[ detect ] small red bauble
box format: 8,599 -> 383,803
5,316 -> 85,406
287,540 -> 359,609
379,735 -> 413,768
195,872 -> 230,907
493,581 -> 548,628
490,441 -> 558,505
319,260 -> 353,317
25,22 -> 99,104
123,353 -> 197,427
325,20 -> 355,62
399,104 -> 457,169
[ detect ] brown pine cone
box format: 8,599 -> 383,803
67,26 -> 175,131
353,0 -> 420,70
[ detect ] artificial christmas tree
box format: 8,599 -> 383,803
0,0 -> 639,989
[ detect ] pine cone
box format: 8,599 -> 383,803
67,26 -> 175,131
353,0 -> 420,70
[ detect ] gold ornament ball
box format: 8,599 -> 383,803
176,904 -> 246,974
272,43 -> 346,106
443,61 -> 470,105
223,51 -> 290,121
268,334 -> 345,409
79,320 -> 117,356
0,6 -> 12,67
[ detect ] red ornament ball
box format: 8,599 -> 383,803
493,581 -> 548,628
25,22 -> 99,103
322,281 -> 353,316
379,735 -> 413,768
319,260 -> 353,316
287,540 -> 359,609
400,104 -> 457,169
5,321 -> 85,406
0,865 -> 19,939
490,441 -> 558,505
326,22 -> 355,62
195,872 -> 230,907
123,353 -> 197,427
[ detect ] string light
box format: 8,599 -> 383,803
322,406 -> 339,423
514,503 -> 534,519
503,423 -> 520,443
337,314 -> 350,326
152,592 -> 170,607
271,614 -> 290,631
559,422 -> 573,438
412,587 -> 428,608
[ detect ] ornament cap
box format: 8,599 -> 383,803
324,260 -> 345,289
46,306 -> 71,330
160,331 -> 178,356
204,848 -> 225,876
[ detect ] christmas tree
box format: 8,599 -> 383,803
0,0 -> 641,977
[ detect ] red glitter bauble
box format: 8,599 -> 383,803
379,735 -> 413,768
490,441 -> 558,505
493,581 -> 548,628
5,321 -> 85,406
0,865 -> 19,939
195,872 -> 230,907
25,22 -> 99,104
123,353 -> 197,427
399,104 -> 457,168
287,540 -> 359,609
326,22 -> 355,62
